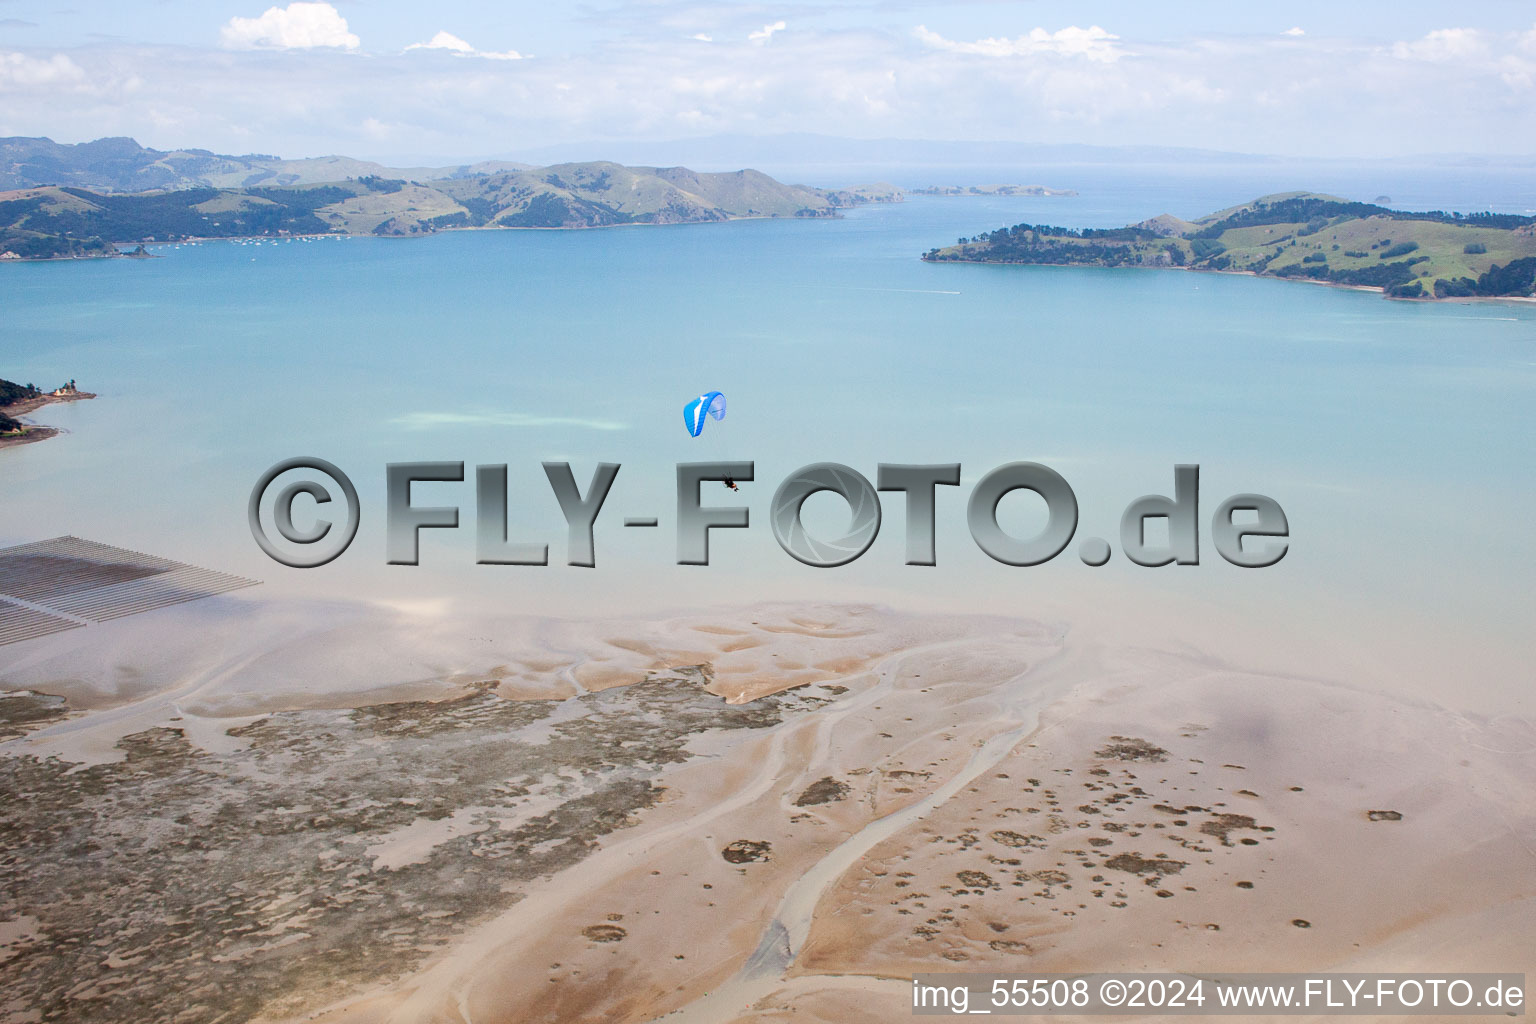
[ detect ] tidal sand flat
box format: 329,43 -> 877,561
1,601 -> 1529,1023
0,603 -> 1049,1022
779,665 -> 1535,1020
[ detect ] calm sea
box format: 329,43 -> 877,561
2,165 -> 1532,707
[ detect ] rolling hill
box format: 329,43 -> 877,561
922,192 -> 1536,300
0,136 -> 531,193
0,164 -> 901,259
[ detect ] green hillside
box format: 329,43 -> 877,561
923,192 -> 1536,300
0,378 -> 42,435
0,181 -> 366,258
0,164 -> 901,258
426,162 -> 876,229
0,378 -> 43,406
0,136 -> 529,192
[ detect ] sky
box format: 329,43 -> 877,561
0,1 -> 1533,163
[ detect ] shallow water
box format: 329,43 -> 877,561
1,167 -> 1532,709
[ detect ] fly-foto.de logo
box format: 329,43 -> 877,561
247,460 -> 1288,571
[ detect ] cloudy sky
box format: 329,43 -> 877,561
0,1 -> 1532,162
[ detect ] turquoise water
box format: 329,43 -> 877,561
2,183 -> 1533,704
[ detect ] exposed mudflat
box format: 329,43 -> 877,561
0,690 -> 68,740
0,668 -> 832,1023
2,602 -> 1532,1024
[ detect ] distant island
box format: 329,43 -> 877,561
0,378 -> 94,448
909,184 -> 1076,197
921,192 -> 1536,300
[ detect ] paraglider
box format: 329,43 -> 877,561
683,391 -> 726,437
683,391 -> 736,490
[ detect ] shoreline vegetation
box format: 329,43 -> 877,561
0,379 -> 95,449
922,191 -> 1536,301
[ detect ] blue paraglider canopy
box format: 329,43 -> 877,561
683,391 -> 727,437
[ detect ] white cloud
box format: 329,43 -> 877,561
407,31 -> 475,55
689,34 -> 713,43
1283,27 -> 1305,38
1520,23 -> 1536,54
361,116 -> 397,139
221,2 -> 359,50
406,30 -> 525,61
0,51 -> 86,88
5,18 -> 1534,163
1391,27 -> 1483,62
915,24 -> 1125,63
748,21 -> 786,45
1498,56 -> 1535,91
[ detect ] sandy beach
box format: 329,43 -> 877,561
1,598 -> 1529,1024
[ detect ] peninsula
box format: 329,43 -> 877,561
922,192 -> 1536,300
0,378 -> 94,448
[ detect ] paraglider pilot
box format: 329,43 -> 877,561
684,392 -> 735,491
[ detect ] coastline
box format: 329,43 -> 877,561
0,181 -> 1077,263
0,252 -> 121,264
923,256 -> 1536,303
0,213 -> 842,262
0,391 -> 95,449
0,187 -> 916,263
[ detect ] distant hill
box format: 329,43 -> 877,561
0,164 -> 905,259
923,192 -> 1536,300
0,136 -> 533,193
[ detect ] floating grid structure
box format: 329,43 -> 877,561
0,536 -> 259,646
0,599 -> 84,646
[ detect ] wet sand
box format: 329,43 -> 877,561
0,600 -> 1531,1024
782,659 -> 1536,1017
